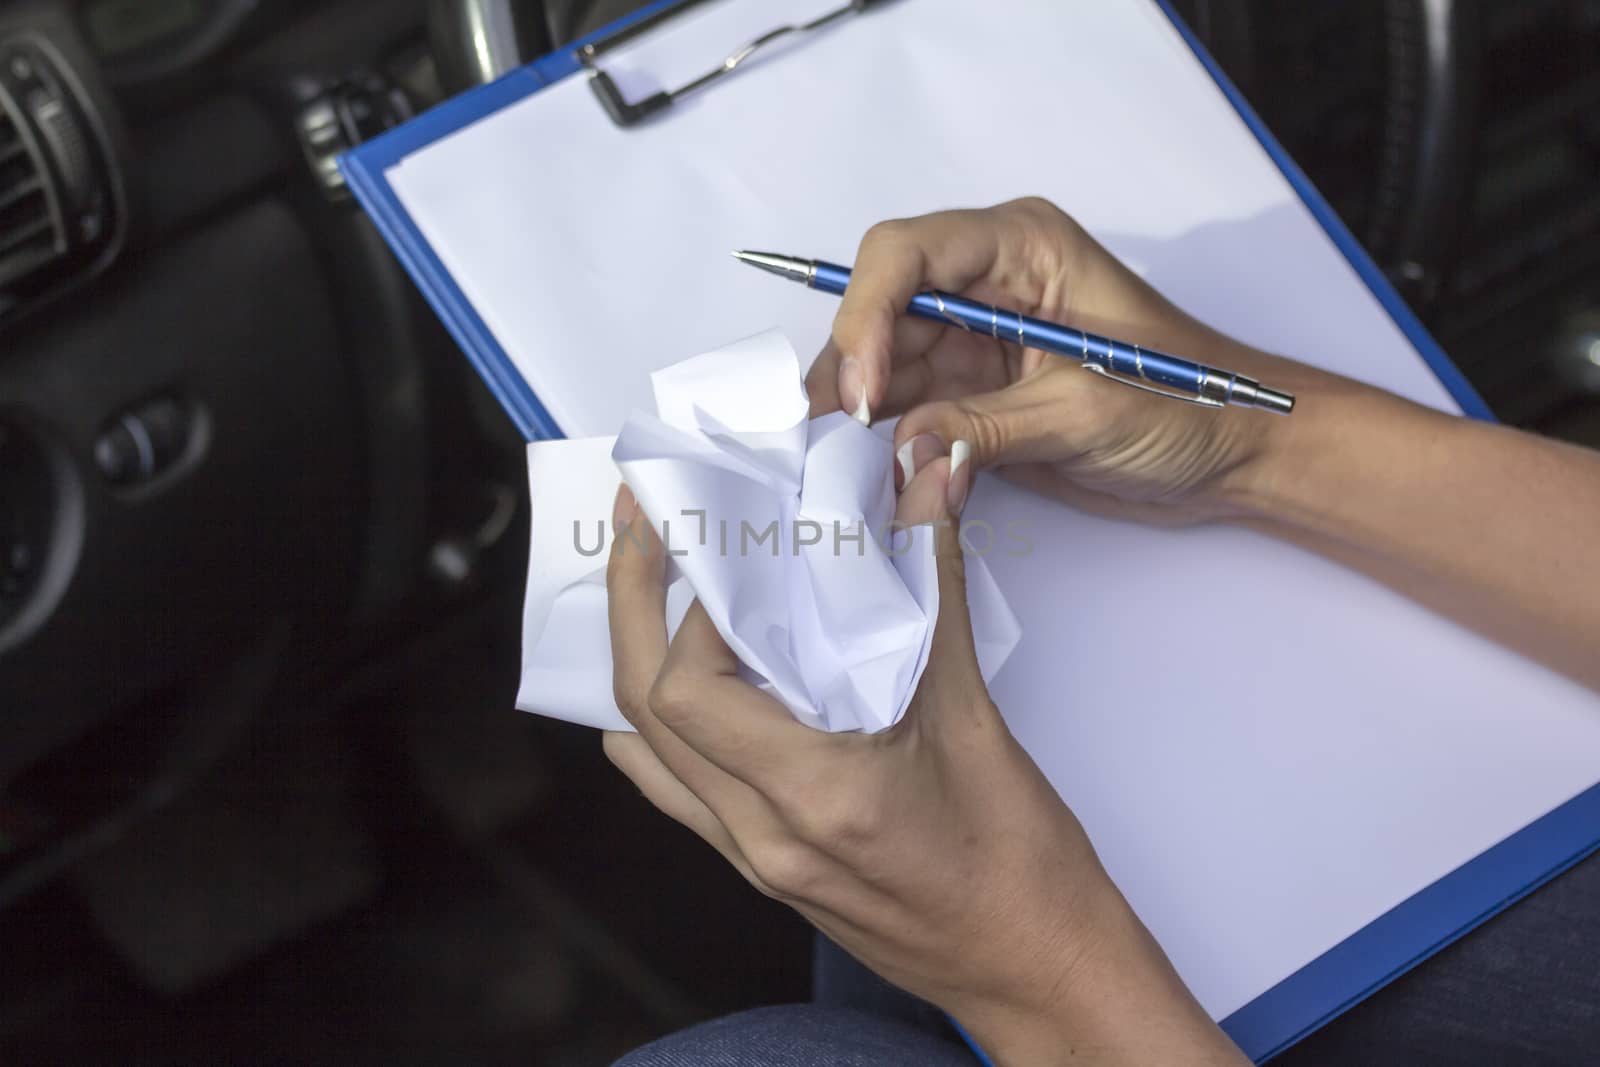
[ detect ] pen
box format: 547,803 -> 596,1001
733,251 -> 1296,415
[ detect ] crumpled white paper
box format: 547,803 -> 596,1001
516,330 -> 1021,734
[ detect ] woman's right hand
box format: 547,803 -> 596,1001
806,198 -> 1344,526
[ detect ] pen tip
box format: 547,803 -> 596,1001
730,251 -> 809,282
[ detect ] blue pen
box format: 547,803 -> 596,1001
733,251 -> 1296,415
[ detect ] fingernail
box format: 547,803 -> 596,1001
840,358 -> 871,426
895,441 -> 918,487
948,440 -> 972,515
909,433 -> 946,474
613,484 -> 638,529
894,433 -> 946,491
853,392 -> 872,427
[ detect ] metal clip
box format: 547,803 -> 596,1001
581,0 -> 871,127
931,291 -> 971,332
1080,362 -> 1225,409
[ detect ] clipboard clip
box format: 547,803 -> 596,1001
579,0 -> 879,127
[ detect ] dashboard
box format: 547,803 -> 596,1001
79,0 -> 237,59
0,0 -> 1596,892
0,0 -> 472,792
69,0 -> 300,75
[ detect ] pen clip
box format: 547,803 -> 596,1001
1080,362 -> 1225,410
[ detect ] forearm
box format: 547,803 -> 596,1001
941,870 -> 1245,1067
1224,365 -> 1600,692
972,895 -> 1247,1066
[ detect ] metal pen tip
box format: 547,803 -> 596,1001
1231,379 -> 1297,416
730,250 -> 812,283
1255,387 -> 1297,416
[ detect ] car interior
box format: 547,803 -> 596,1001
2,0 -> 1597,1061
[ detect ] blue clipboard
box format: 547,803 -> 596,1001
342,3 -> 1599,1060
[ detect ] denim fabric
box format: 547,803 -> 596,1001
614,938 -> 976,1067
1280,849 -> 1600,1065
611,1005 -> 979,1067
808,936 -> 962,1040
616,851 -> 1600,1065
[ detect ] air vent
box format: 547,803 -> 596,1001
0,75 -> 67,290
0,34 -> 122,324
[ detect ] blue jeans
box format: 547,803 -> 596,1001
615,937 -> 978,1067
616,851 -> 1600,1065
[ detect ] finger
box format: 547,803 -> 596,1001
833,210 -> 1007,423
606,735 -> 873,919
807,318 -> 954,419
602,731 -> 760,877
921,509 -> 989,703
894,455 -> 954,527
604,732 -> 744,860
605,491 -> 785,832
633,695 -> 797,860
806,340 -> 844,419
606,485 -> 669,723
892,360 -> 1102,470
651,602 -> 832,792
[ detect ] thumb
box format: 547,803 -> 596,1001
892,372 -> 1077,479
902,502 -> 998,739
915,505 -> 993,721
830,253 -> 922,426
891,461 -> 979,682
893,463 -> 995,728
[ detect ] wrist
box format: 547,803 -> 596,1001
1206,356 -> 1395,528
1216,369 -> 1459,543
955,884 -> 1244,1066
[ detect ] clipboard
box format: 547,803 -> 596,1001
341,2 -> 1600,1060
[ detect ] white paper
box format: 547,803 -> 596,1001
390,0 -> 1600,1021
516,330 -> 1021,735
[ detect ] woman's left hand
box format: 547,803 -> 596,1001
601,473 -> 1245,1064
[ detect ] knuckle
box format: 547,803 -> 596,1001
612,678 -> 651,724
797,791 -> 880,856
957,402 -> 1007,465
746,838 -> 823,901
1009,195 -> 1074,230
861,217 -> 912,251
744,871 -> 784,901
646,672 -> 699,728
907,400 -> 965,450
783,761 -> 882,855
1008,195 -> 1054,216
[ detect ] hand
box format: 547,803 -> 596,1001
807,197 -> 1341,527
602,481 -> 1245,1064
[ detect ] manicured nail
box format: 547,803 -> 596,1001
948,440 -> 972,515
839,358 -> 871,426
909,433 -> 946,473
895,434 -> 946,490
895,440 -> 918,487
613,484 -> 638,529
853,393 -> 872,426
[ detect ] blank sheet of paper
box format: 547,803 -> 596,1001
386,0 -> 1600,1021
